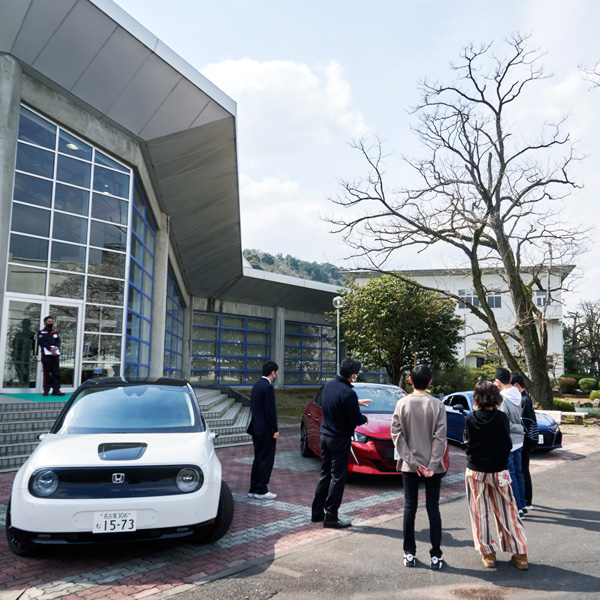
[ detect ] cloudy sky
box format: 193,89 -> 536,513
113,0 -> 600,309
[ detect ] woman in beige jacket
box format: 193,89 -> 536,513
391,364 -> 447,569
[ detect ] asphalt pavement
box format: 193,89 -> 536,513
176,449 -> 600,600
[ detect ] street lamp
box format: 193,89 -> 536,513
332,296 -> 344,374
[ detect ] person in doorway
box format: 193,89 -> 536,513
248,361 -> 279,500
391,364 -> 447,570
12,318 -> 35,386
494,367 -> 526,516
511,372 -> 539,511
38,316 -> 65,397
311,357 -> 371,529
465,379 -> 528,570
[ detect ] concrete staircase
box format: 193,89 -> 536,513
0,389 -> 251,472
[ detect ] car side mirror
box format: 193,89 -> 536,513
456,406 -> 464,413
209,431 -> 219,440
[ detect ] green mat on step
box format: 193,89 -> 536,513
0,392 -> 71,402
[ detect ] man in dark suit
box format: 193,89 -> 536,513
248,361 -> 279,499
38,316 -> 65,397
311,357 -> 371,528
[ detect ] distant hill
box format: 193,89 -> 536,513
243,249 -> 345,286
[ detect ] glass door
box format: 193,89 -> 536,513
1,297 -> 82,393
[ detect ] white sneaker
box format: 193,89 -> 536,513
253,491 -> 277,499
248,493 -> 256,498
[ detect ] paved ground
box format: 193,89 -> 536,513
1,423 -> 599,600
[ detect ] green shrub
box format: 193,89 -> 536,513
558,377 -> 578,394
553,398 -> 576,412
590,390 -> 600,402
431,365 -> 480,396
579,378 -> 598,392
563,373 -> 587,383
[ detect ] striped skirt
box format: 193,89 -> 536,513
465,468 -> 527,556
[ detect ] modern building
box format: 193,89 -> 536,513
0,0 -> 340,393
345,267 -> 571,376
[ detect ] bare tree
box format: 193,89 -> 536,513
581,61 -> 600,88
565,301 -> 600,376
329,34 -> 589,409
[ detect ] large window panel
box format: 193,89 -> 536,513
56,155 -> 91,188
6,265 -> 46,295
92,193 -> 128,225
50,241 -> 86,272
58,131 -> 92,161
11,203 -> 50,237
54,184 -> 89,216
284,322 -> 336,385
88,248 -> 125,278
93,166 -> 130,198
85,305 -> 122,334
9,234 -> 48,267
89,221 -> 126,251
16,143 -> 55,178
52,212 -> 88,244
18,107 -> 56,148
48,271 -> 84,299
87,277 -> 124,306
13,173 -> 52,208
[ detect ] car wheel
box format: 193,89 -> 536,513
193,481 -> 234,543
300,421 -> 315,458
6,501 -> 36,557
461,425 -> 469,447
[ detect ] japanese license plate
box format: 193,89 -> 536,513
538,434 -> 544,445
93,510 -> 137,533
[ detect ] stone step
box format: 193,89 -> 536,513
203,397 -> 237,421
211,405 -> 251,437
0,430 -> 43,445
0,409 -> 62,422
0,400 -> 66,412
0,441 -> 39,457
0,419 -> 56,434
0,454 -> 30,471
195,389 -> 227,407
214,432 -> 252,447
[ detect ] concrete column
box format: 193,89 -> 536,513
272,306 -> 285,388
149,213 -> 169,377
0,54 -> 22,322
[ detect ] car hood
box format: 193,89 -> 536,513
355,413 -> 393,438
21,432 -> 215,475
535,412 -> 557,428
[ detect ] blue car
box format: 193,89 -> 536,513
441,391 -> 562,451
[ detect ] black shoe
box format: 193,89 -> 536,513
42,391 -> 50,397
430,556 -> 444,570
52,391 -> 66,396
323,520 -> 352,529
404,553 -> 416,567
311,514 -> 324,523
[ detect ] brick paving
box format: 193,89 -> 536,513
1,424 -> 599,600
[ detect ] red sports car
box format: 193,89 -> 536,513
300,382 -> 407,475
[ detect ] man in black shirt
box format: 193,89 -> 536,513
311,357 -> 371,528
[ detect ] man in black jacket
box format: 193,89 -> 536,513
38,316 -> 65,397
311,357 -> 371,528
248,361 -> 279,500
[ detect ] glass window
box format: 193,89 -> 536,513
194,313 -> 219,327
11,203 -> 50,237
56,155 -> 91,188
18,107 -> 56,149
50,241 -> 86,272
16,143 -> 55,178
13,172 -> 52,208
52,212 -> 88,244
89,221 -> 127,251
222,316 -> 244,328
92,193 -> 128,225
58,131 -> 92,161
88,248 -> 125,278
48,271 -> 84,299
221,329 -> 244,343
55,184 -> 89,216
85,305 -> 122,334
95,151 -> 129,173
9,234 -> 48,267
6,264 -> 47,295
93,166 -> 130,198
87,277 -> 124,306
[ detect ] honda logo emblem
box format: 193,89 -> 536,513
112,473 -> 125,484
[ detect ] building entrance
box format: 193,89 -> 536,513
1,297 -> 82,394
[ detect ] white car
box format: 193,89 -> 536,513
6,378 -> 234,556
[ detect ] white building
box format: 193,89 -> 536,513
345,266 -> 572,376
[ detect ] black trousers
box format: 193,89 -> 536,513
522,440 -> 536,506
402,472 -> 443,558
312,434 -> 351,522
41,355 -> 61,393
249,435 -> 277,495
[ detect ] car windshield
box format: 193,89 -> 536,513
55,385 -> 204,434
355,386 -> 407,414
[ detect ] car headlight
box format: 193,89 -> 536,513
351,431 -> 370,443
550,424 -> 559,432
176,467 -> 203,493
30,470 -> 59,497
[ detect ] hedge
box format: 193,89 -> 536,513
590,390 -> 600,402
558,377 -> 578,394
579,378 -> 598,392
553,399 -> 576,412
